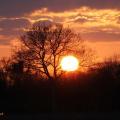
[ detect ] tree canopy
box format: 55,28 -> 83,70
13,21 -> 94,79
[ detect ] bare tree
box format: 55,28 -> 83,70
13,22 -> 94,80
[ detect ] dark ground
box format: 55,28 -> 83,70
2,112 -> 120,120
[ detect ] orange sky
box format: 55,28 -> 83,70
0,1 -> 120,60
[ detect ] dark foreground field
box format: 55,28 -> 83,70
2,112 -> 120,120
1,60 -> 120,119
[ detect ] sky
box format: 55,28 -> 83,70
0,0 -> 120,60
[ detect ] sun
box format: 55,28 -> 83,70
61,56 -> 79,71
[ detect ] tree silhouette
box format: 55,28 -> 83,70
13,22 -> 87,80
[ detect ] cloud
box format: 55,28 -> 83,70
0,18 -> 31,35
117,16 -> 120,24
72,18 -> 89,24
0,18 -> 31,46
30,7 -> 120,41
0,0 -> 120,17
0,0 -> 120,59
0,18 -> 31,30
28,7 -> 120,26
0,6 -> 120,45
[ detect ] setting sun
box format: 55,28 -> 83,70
61,56 -> 79,71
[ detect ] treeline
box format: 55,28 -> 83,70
0,57 -> 120,113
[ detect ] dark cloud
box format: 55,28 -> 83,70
0,18 -> 31,29
0,18 -> 31,35
0,0 -> 120,17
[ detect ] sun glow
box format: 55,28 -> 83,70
61,56 -> 79,71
